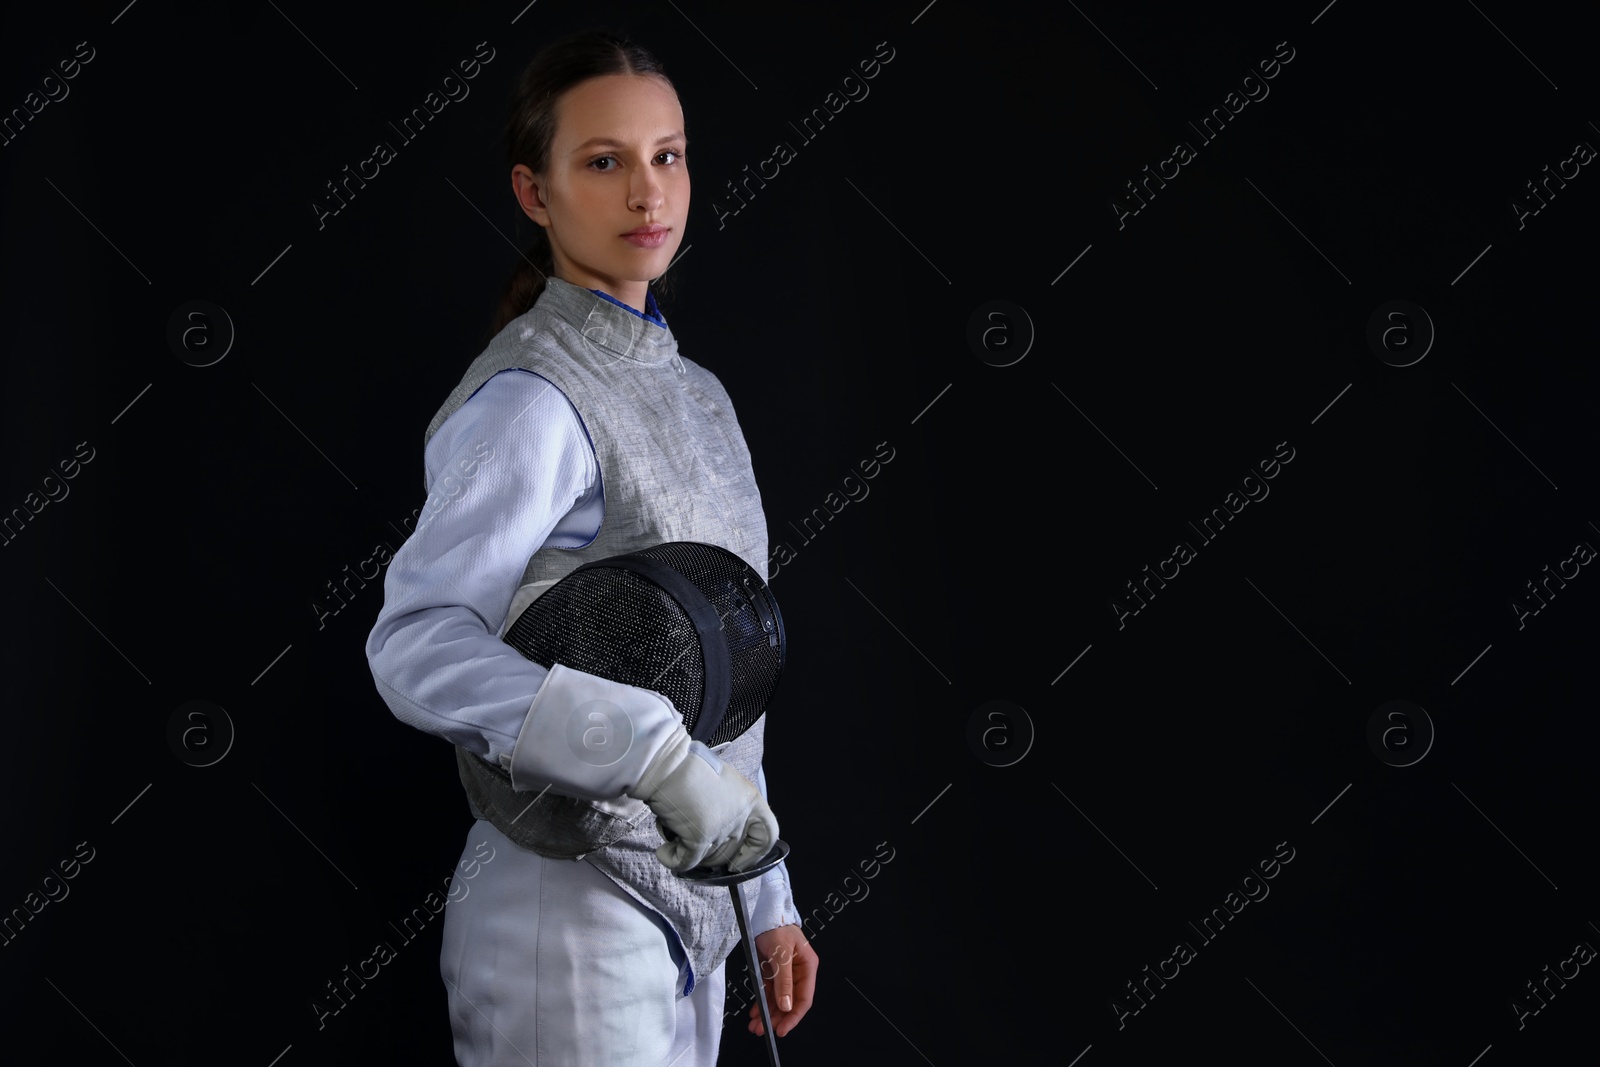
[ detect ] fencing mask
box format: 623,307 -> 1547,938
501,541 -> 786,746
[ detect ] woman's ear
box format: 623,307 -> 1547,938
512,164 -> 550,227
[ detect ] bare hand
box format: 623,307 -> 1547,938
747,924 -> 818,1038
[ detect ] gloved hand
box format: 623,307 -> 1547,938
628,728 -> 779,873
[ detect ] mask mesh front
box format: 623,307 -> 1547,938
501,542 -> 784,746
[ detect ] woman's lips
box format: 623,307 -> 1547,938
622,229 -> 669,248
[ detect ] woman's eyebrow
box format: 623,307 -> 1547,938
571,132 -> 687,152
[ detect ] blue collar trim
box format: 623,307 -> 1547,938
588,287 -> 667,330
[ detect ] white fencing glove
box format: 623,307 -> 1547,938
507,662 -> 687,802
506,662 -> 777,873
628,729 -> 779,874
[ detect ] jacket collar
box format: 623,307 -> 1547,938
535,276 -> 681,370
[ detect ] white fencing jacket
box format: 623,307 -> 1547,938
366,278 -> 799,995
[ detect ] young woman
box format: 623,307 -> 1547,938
364,28 -> 818,1067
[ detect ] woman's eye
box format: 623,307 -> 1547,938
590,150 -> 684,171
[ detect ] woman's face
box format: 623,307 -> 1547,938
515,73 -> 688,310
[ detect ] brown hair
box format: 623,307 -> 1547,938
487,29 -> 680,342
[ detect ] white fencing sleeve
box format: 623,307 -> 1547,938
748,763 -> 801,934
365,369 -> 602,768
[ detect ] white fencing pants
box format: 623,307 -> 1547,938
441,818 -> 726,1066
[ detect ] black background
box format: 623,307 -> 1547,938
3,1 -> 1596,1064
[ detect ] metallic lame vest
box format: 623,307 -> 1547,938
422,276 -> 770,990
